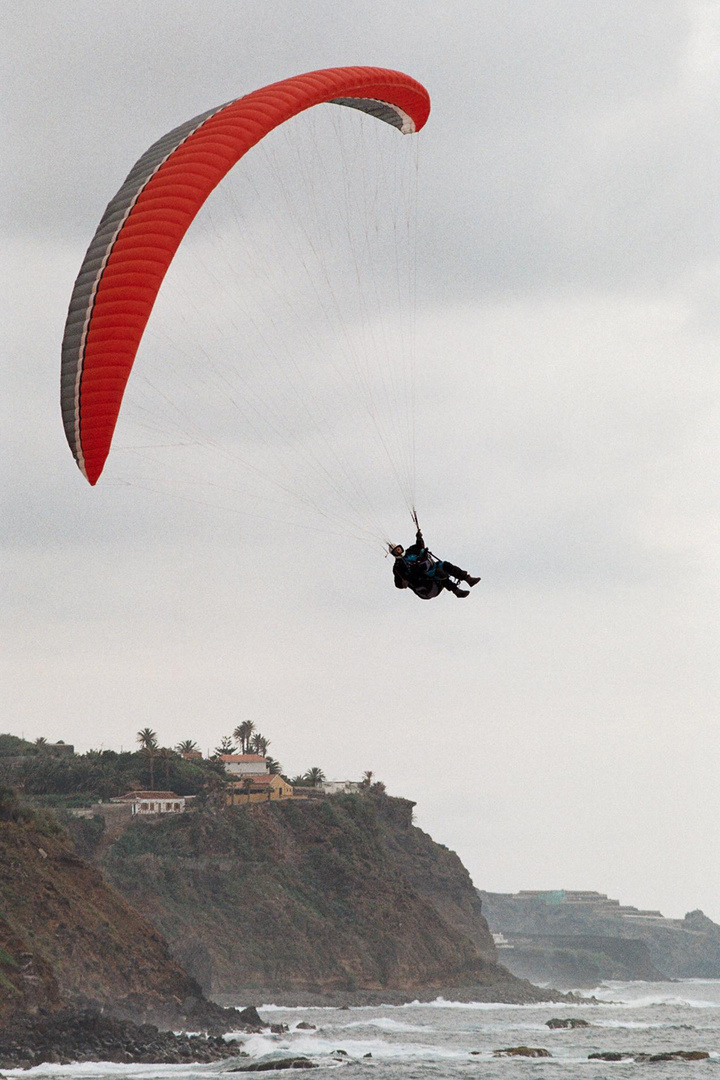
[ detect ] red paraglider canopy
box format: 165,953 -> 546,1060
60,66 -> 430,485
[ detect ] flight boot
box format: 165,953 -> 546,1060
449,583 -> 470,598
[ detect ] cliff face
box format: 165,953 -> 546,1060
92,795 -> 551,1003
375,798 -> 497,963
480,891 -> 720,982
0,817 -> 216,1025
494,935 -> 667,988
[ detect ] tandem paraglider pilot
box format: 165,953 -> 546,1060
390,526 -> 480,600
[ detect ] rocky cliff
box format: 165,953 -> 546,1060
375,798 -> 496,963
85,794 -> 559,1004
480,890 -> 720,983
493,935 -> 667,988
0,805 -> 229,1028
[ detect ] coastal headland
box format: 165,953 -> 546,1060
0,732 -> 572,1064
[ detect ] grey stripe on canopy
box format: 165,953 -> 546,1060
61,93 -> 413,469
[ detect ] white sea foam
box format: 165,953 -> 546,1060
582,990 -> 720,1008
255,1003 -> 338,1012
4,1066 -> 220,1079
237,1030 -> 469,1062
401,996 -> 536,1010
337,1017 -> 430,1033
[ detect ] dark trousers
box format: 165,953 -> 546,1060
435,560 -> 467,581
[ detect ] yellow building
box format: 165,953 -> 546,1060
227,773 -> 294,806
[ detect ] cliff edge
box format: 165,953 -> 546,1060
90,794 -> 560,1004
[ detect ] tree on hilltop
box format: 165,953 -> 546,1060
157,746 -> 176,785
176,739 -> 200,755
141,745 -> 158,790
214,736 -> 237,757
304,767 -> 326,787
233,721 -> 255,753
136,728 -> 158,751
249,734 -> 269,756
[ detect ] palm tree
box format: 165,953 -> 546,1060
250,733 -> 269,756
142,745 -> 158,790
304,767 -> 326,787
34,736 -> 48,746
361,770 -> 373,788
158,746 -> 175,786
137,727 -> 158,751
233,721 -> 255,754
266,756 -> 283,775
176,739 -> 199,755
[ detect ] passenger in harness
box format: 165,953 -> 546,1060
390,526 -> 480,600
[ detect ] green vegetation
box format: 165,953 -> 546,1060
0,741 -> 226,810
0,783 -> 62,836
0,727 -> 380,819
0,734 -> 36,757
211,722 -> 280,770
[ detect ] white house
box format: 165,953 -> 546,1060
220,754 -> 269,777
118,790 -> 186,815
319,780 -> 362,796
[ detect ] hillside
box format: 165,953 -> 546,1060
480,890 -> 720,983
0,790 -> 229,1028
83,794 -> 560,1004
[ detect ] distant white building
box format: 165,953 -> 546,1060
220,754 -> 269,777
118,791 -> 187,815
319,780 -> 362,796
492,932 -> 514,949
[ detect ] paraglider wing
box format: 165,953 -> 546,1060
60,66 -> 430,485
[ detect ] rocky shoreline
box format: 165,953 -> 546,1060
0,1005 -> 295,1070
0,1010 -> 245,1069
214,980 -> 576,1009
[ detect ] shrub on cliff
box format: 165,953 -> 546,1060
0,784 -> 61,836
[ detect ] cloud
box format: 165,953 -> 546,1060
3,0 -> 720,920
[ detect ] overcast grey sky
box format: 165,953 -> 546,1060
3,0 -> 720,922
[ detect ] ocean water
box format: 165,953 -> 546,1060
7,981 -> 720,1078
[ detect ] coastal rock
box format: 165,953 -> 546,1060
546,1017 -> 589,1029
589,1050 -> 709,1062
0,1010 -> 242,1069
493,1046 -> 551,1057
230,1059 -> 316,1072
648,1050 -> 710,1061
235,1006 -> 266,1032
295,1022 -> 316,1030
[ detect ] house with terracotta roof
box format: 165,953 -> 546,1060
219,754 -> 269,777
227,773 -> 293,805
